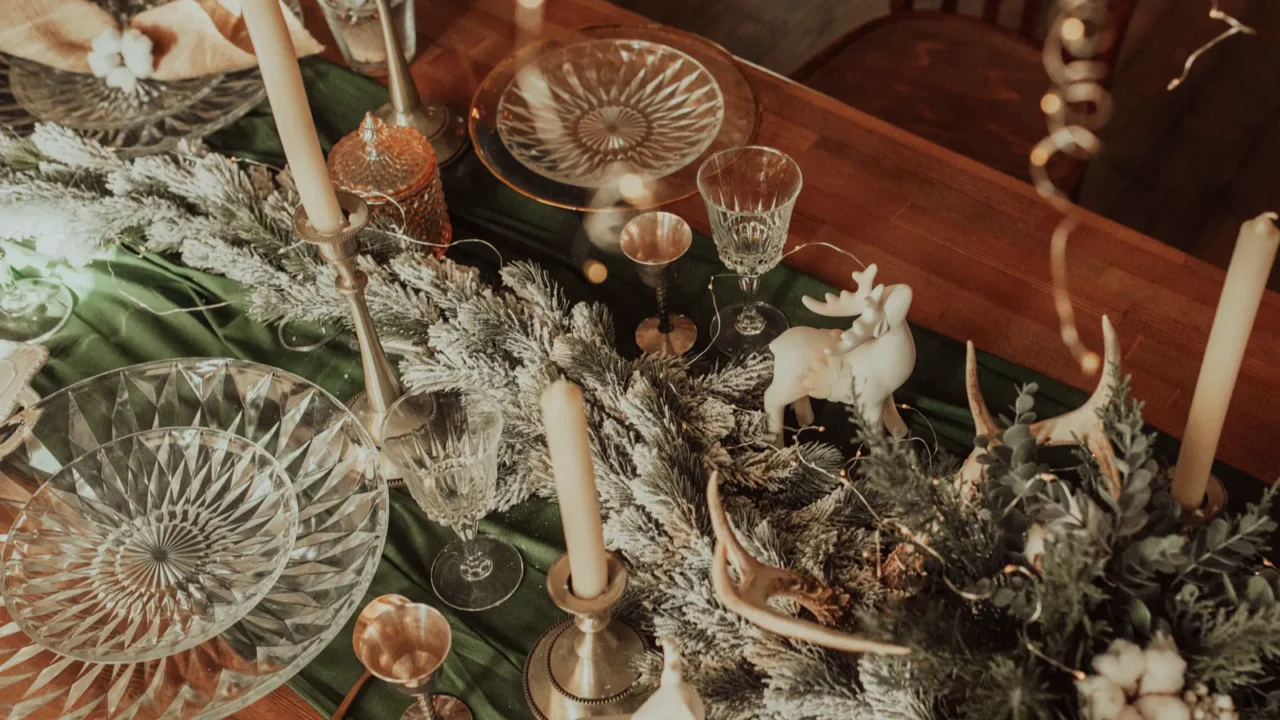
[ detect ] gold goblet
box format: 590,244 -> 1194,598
620,212 -> 697,356
354,600 -> 472,720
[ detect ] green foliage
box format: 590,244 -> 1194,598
847,379 -> 1278,718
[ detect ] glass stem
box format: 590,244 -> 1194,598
656,283 -> 672,335
456,519 -> 493,582
416,693 -> 442,720
735,275 -> 766,336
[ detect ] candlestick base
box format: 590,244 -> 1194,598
1180,474 -> 1229,528
376,99 -> 469,166
523,553 -> 651,719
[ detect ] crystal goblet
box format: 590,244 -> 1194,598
355,601 -> 472,720
0,276 -> 72,343
697,146 -> 803,354
1,427 -> 298,663
382,389 -> 524,611
620,211 -> 697,356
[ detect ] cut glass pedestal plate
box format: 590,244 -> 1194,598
0,359 -> 388,719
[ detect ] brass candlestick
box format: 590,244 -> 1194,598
523,552 -> 651,719
373,0 -> 468,165
293,192 -> 403,443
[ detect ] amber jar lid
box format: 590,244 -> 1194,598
328,112 -> 438,204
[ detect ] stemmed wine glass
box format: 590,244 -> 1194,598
0,252 -> 72,343
355,600 -> 472,720
382,388 -> 524,611
697,146 -> 803,355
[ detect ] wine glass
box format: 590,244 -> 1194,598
0,275 -> 72,343
697,146 -> 803,355
620,212 -> 697,356
355,601 -> 472,720
381,388 -> 524,611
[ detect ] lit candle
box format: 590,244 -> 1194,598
540,379 -> 609,600
1171,212 -> 1280,510
241,0 -> 345,234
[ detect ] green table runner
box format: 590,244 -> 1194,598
18,60 -> 1264,720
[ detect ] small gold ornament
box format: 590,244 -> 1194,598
328,112 -> 451,255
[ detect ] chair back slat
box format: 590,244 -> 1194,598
982,0 -> 1002,24
1019,0 -> 1044,39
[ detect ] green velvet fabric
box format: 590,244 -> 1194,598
16,59 -> 1262,720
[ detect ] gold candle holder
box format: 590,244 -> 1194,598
293,192 -> 403,443
372,0 -> 468,165
523,552 -> 651,719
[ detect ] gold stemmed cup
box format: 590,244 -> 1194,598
620,212 -> 697,356
354,598 -> 472,720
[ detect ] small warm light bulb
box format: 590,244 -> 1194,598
1040,93 -> 1062,114
1030,147 -> 1051,167
583,259 -> 608,284
1062,18 -> 1086,41
618,173 -> 646,201
1080,351 -> 1101,375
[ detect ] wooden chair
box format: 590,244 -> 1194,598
793,0 -> 1136,187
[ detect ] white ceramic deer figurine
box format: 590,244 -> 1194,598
764,264 -> 915,444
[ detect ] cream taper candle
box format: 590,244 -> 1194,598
241,0 -> 345,234
540,379 -> 609,600
1171,212 -> 1280,510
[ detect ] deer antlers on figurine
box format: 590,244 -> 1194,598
959,316 -> 1123,499
707,472 -> 911,655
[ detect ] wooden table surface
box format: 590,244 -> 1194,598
239,0 -> 1280,717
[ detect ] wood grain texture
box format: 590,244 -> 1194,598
248,0 -> 1280,714
794,12 -> 1048,183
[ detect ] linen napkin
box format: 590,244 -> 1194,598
0,0 -> 323,81
0,341 -> 46,459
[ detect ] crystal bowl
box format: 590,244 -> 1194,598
2,427 -> 298,664
496,38 -> 725,187
0,359 -> 387,719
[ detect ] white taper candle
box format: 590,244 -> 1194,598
1171,212 -> 1280,510
241,0 -> 345,234
540,379 -> 609,600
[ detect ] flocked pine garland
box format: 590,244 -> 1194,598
3,125 -> 1279,719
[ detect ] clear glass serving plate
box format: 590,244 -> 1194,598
496,38 -> 725,188
0,359 -> 388,719
471,25 -> 759,212
3,427 -> 298,664
0,0 -> 299,156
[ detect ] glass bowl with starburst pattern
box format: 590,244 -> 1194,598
0,0 -> 301,156
0,358 -> 387,719
496,38 -> 724,187
472,25 -> 759,211
2,427 -> 298,664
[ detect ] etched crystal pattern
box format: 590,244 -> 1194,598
496,39 -> 725,187
0,359 -> 387,719
3,428 -> 297,664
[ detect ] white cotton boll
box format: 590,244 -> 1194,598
1024,523 -> 1051,567
1078,676 -> 1128,720
104,65 -> 139,93
119,29 -> 154,79
1140,634 -> 1187,696
1093,639 -> 1147,695
1134,695 -> 1192,720
90,28 -> 122,57
86,49 -> 121,78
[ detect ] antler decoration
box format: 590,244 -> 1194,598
707,472 -> 911,655
802,264 -> 879,318
959,316 -> 1122,499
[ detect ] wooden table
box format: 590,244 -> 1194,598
241,0 -> 1280,717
